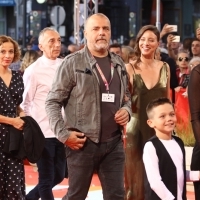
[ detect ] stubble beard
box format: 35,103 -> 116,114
95,42 -> 109,52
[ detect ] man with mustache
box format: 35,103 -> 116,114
45,13 -> 131,200
22,27 -> 66,200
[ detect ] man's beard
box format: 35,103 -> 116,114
95,42 -> 109,51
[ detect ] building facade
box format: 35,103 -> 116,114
1,0 -> 200,45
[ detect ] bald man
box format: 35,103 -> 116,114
45,13 -> 131,200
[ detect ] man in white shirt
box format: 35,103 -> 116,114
22,27 -> 66,200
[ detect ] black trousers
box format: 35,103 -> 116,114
191,143 -> 200,200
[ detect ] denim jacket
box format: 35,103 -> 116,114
45,46 -> 132,143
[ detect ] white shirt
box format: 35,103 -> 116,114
143,138 -> 199,200
21,55 -> 63,138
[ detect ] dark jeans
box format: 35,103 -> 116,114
62,136 -> 125,200
26,138 -> 66,200
191,143 -> 200,200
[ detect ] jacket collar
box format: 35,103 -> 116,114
82,45 -> 123,69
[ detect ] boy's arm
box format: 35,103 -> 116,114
143,142 -> 175,200
186,170 -> 200,182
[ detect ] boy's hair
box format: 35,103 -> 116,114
146,97 -> 173,118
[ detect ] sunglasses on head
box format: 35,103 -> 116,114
178,57 -> 189,62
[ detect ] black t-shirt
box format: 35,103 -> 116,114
94,56 -> 121,142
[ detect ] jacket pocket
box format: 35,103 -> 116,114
76,69 -> 92,75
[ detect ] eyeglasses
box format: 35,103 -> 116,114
178,57 -> 189,62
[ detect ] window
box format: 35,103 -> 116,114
0,7 -> 6,34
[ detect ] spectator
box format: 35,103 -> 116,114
160,48 -> 179,103
189,56 -> 200,71
32,44 -> 43,56
175,50 -> 190,93
128,37 -> 136,49
121,45 -> 135,64
109,43 -> 122,57
20,50 -> 40,74
67,44 -> 79,54
191,38 -> 200,58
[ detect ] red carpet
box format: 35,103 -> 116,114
25,165 -> 195,199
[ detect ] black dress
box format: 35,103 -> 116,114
0,70 -> 25,199
188,64 -> 200,200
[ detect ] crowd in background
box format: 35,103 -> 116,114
2,14 -> 200,199
10,23 -> 200,128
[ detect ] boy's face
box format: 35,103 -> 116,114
147,103 -> 177,135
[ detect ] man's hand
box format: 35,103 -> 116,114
65,131 -> 86,150
115,109 -> 129,126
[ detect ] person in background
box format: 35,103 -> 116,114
128,37 -> 136,49
189,56 -> 200,71
166,34 -> 181,61
20,50 -> 40,75
143,97 -> 200,200
125,25 -> 170,200
181,56 -> 200,98
188,62 -> 200,200
175,50 -> 190,93
182,37 -> 193,58
0,35 -> 25,199
45,13 -> 131,200
121,45 -> 135,64
26,43 -> 33,51
157,48 -> 178,103
22,27 -> 66,200
191,38 -> 200,58
31,44 -> 43,57
109,43 -> 122,57
67,44 -> 80,54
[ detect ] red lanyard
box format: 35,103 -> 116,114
95,62 -> 114,93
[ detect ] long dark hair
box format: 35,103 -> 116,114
134,25 -> 160,69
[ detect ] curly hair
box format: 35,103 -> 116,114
134,25 -> 160,69
20,50 -> 40,72
0,35 -> 21,63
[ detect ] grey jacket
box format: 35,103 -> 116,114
45,46 -> 132,143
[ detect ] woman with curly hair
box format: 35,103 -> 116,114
0,35 -> 26,199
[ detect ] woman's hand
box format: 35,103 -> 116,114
12,117 -> 24,130
160,24 -> 174,39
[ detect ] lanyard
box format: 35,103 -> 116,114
96,62 -> 114,93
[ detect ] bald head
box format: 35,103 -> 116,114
84,13 -> 110,31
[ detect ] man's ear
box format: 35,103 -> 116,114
38,44 -> 43,52
147,119 -> 154,128
84,30 -> 87,39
